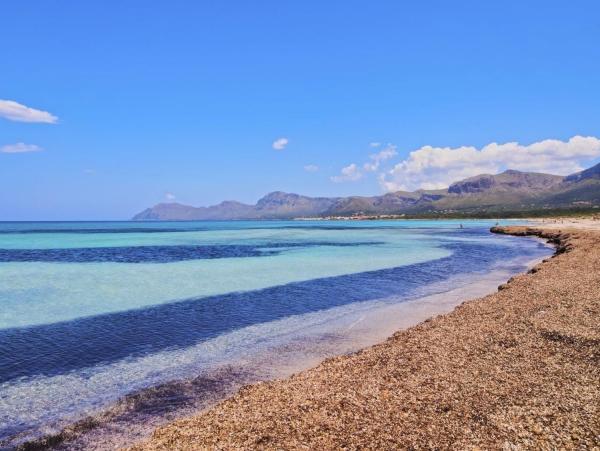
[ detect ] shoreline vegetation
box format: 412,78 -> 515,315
130,220 -> 599,450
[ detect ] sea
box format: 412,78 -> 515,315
0,219 -> 552,449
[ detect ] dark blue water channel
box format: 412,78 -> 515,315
0,234 -> 550,384
0,241 -> 381,263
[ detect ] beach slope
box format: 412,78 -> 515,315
133,224 -> 600,450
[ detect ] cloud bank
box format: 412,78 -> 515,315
380,136 -> 600,192
1,142 -> 43,153
0,100 -> 58,123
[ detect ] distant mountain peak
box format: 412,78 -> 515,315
257,191 -> 300,205
448,169 -> 563,194
564,161 -> 600,183
133,163 -> 600,220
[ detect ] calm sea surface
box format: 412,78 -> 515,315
0,220 -> 551,447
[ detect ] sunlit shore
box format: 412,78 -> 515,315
133,220 -> 599,449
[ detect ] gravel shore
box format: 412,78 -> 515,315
132,225 -> 600,450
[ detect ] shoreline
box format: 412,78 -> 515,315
10,239 -> 551,450
132,223 -> 599,449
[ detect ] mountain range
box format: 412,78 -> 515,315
132,162 -> 600,220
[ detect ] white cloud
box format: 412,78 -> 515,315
304,164 -> 319,172
330,143 -> 398,184
272,137 -> 289,150
369,142 -> 381,148
165,192 -> 176,201
0,99 -> 58,123
363,144 -> 398,172
331,163 -> 363,182
1,142 -> 43,153
380,135 -> 600,192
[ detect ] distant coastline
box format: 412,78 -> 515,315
133,163 -> 600,221
293,210 -> 600,221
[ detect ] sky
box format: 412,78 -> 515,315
1,1 -> 600,220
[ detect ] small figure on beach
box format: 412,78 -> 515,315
459,223 -> 463,229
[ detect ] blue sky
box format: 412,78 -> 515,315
1,1 -> 600,220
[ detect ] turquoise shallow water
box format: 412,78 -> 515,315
0,223 -> 450,329
0,219 -> 551,447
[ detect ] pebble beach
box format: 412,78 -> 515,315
132,222 -> 600,450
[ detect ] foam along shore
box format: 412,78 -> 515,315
133,223 -> 600,450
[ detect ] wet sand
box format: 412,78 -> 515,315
132,224 -> 600,450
